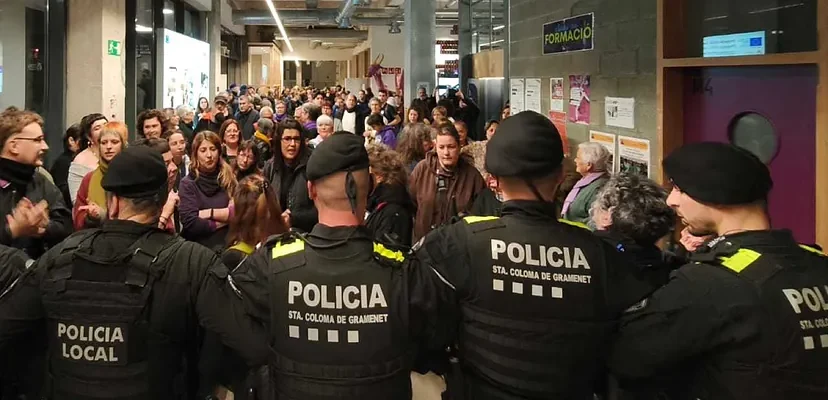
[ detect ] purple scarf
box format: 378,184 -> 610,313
303,121 -> 317,131
561,172 -> 606,217
274,113 -> 287,122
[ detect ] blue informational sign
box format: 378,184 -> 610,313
703,31 -> 766,58
542,13 -> 595,55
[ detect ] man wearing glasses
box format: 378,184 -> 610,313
0,106 -> 71,399
0,107 -> 71,259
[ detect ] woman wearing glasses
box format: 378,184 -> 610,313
262,119 -> 317,232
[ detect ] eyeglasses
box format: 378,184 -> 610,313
281,136 -> 302,143
13,136 -> 45,143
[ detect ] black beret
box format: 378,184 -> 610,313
213,95 -> 228,105
101,146 -> 168,198
663,142 -> 772,205
306,132 -> 369,181
485,111 -> 564,177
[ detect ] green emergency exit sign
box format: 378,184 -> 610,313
107,40 -> 122,56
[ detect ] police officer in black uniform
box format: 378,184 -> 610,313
609,142 -> 828,400
0,146 -> 269,399
414,111 -> 653,400
234,132 -> 441,399
0,243 -> 30,295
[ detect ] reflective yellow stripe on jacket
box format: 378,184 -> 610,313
272,240 -> 305,259
373,242 -> 405,262
717,249 -> 762,273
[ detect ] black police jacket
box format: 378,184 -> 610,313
366,183 -> 416,246
414,200 -> 653,400
610,230 -> 828,400
0,244 -> 30,295
0,220 -> 269,399
234,224 -> 443,400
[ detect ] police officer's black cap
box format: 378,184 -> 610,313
306,132 -> 369,181
101,146 -> 168,198
663,142 -> 773,205
485,111 -> 565,178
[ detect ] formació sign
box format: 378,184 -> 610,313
542,13 -> 594,55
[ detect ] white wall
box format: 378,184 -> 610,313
368,26 -> 404,68
282,40 -> 356,61
0,2 -> 28,110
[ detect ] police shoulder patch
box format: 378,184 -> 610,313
373,241 -> 406,264
463,215 -> 500,224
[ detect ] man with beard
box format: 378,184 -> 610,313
610,142 -> 828,400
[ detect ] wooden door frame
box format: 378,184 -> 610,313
657,0 -> 828,248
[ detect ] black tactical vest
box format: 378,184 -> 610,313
688,240 -> 828,400
41,229 -> 181,399
456,216 -> 615,400
265,233 -> 415,400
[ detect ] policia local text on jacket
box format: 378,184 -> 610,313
413,112 -> 654,400
232,133 -> 445,399
0,147 -> 270,399
609,142 -> 828,400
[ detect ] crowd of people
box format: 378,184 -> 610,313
0,79 -> 825,400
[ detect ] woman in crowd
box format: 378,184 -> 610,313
68,113 -> 108,204
406,104 -> 429,126
341,94 -> 367,137
259,106 -> 274,121
166,131 -> 189,190
409,122 -> 485,241
164,108 -> 179,128
179,131 -> 237,251
431,106 -> 449,126
196,96 -> 210,126
274,100 -> 289,123
397,123 -> 434,173
462,119 -> 500,178
309,115 -> 335,148
363,98 -> 388,144
220,119 -> 241,165
366,114 -> 397,149
50,124 -> 82,206
322,100 -> 343,132
501,105 -> 511,120
262,119 -> 317,232
221,174 -> 288,268
235,140 -> 261,181
72,121 -> 128,230
590,173 -> 684,292
176,105 -> 195,149
252,118 -> 274,166
366,145 -> 415,245
562,142 -> 612,225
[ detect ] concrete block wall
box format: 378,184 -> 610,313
509,0 -> 658,176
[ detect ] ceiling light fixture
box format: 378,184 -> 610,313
162,8 -> 173,15
265,0 -> 294,52
493,25 -> 505,31
135,24 -> 153,32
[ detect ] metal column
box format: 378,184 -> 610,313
208,0 -> 222,95
458,0 -> 473,92
403,0 -> 436,107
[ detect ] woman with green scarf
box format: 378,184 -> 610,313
72,121 -> 128,230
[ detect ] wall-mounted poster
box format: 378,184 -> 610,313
569,74 -> 591,125
525,78 -> 542,113
589,130 -> 617,172
618,136 -> 651,178
548,111 -> 570,155
542,13 -> 594,55
550,77 -> 565,112
510,78 -> 525,114
162,29 -> 210,110
605,96 -> 635,129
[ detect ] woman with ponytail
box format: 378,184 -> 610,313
222,174 -> 288,268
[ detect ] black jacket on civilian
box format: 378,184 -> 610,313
195,111 -> 233,134
366,183 -> 415,246
454,98 -> 482,140
235,108 -> 260,140
179,120 -> 196,154
0,158 -> 72,259
263,149 -> 317,233
49,150 -> 75,207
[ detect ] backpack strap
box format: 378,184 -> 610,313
125,230 -> 177,288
